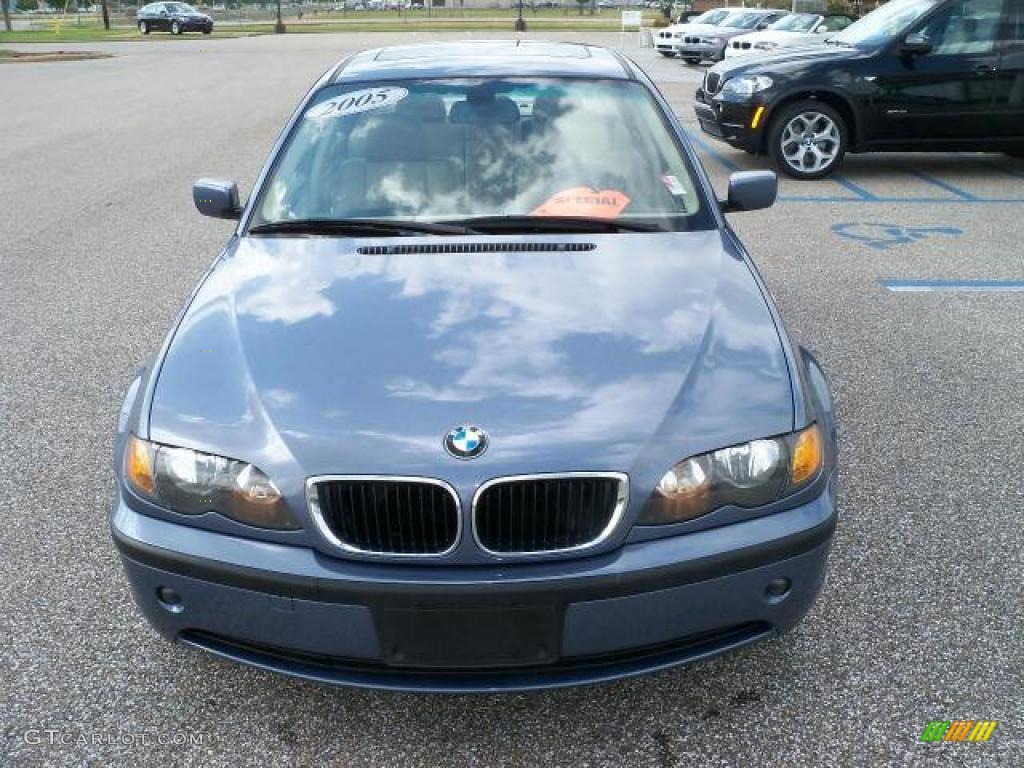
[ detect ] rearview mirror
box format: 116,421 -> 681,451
901,32 -> 932,55
722,170 -> 777,213
193,179 -> 242,219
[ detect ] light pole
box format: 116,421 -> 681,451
275,0 -> 286,32
515,0 -> 526,31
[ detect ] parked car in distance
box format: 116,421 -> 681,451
654,7 -> 732,57
676,8 -> 790,64
137,1 -> 213,34
724,13 -> 857,59
695,0 -> 1024,179
111,40 -> 838,692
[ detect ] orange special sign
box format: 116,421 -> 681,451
531,187 -> 631,219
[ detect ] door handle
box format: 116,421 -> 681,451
973,64 -> 997,75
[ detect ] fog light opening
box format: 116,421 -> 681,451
765,578 -> 792,602
156,586 -> 184,614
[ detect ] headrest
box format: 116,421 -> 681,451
449,95 -> 521,126
395,93 -> 447,123
532,89 -> 566,124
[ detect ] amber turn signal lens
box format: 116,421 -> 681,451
125,434 -> 156,496
790,424 -> 822,487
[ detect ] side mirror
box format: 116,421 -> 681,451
901,32 -> 932,55
722,170 -> 777,213
193,178 -> 242,219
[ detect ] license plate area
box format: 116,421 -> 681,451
375,605 -> 558,669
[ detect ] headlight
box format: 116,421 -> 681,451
753,41 -> 778,50
721,74 -> 775,98
124,434 -> 300,530
638,425 -> 823,525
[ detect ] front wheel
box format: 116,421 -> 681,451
683,57 -> 701,65
768,100 -> 847,180
138,20 -> 149,34
658,50 -> 675,58
202,26 -> 211,34
171,20 -> 181,34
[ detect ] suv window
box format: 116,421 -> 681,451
835,0 -> 943,47
915,0 -> 1005,54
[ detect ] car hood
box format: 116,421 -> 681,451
711,41 -> 861,78
732,30 -> 818,45
673,22 -> 724,34
149,233 -> 794,494
710,26 -> 760,40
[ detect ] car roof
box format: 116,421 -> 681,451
332,41 -> 633,84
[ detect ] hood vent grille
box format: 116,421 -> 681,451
357,242 -> 596,256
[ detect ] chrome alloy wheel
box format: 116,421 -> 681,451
780,111 -> 841,175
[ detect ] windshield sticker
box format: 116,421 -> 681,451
531,187 -> 631,219
304,87 -> 409,121
661,174 -> 688,197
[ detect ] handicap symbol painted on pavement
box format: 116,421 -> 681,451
831,223 -> 964,251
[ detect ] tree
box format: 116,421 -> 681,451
16,0 -> 37,12
575,0 -> 585,14
3,0 -> 12,33
49,0 -> 68,10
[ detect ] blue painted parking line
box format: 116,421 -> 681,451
682,125 -> 1024,204
831,175 -> 879,201
901,169 -> 979,200
881,280 -> 1024,292
778,195 -> 1024,204
684,129 -> 742,173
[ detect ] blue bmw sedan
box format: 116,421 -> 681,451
112,41 -> 838,692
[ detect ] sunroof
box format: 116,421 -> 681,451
375,42 -> 592,61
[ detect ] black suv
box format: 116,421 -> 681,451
695,0 -> 1024,178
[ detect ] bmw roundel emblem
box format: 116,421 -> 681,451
444,425 -> 488,460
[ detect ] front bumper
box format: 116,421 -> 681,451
676,42 -> 724,62
694,91 -> 765,153
179,18 -> 212,31
112,480 -> 836,692
654,36 -> 678,53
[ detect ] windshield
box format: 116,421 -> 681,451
722,11 -> 770,30
769,13 -> 819,32
834,0 -> 942,46
691,9 -> 730,25
251,78 -> 712,233
165,2 -> 195,11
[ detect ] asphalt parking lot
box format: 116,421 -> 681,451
2,31 -> 1022,767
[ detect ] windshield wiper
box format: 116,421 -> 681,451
440,215 -> 668,234
248,218 -> 477,237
